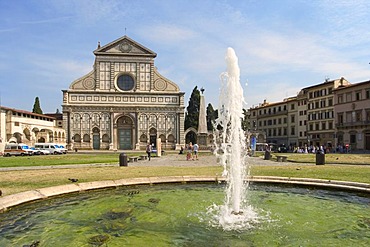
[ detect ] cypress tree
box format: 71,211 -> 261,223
206,103 -> 217,131
32,97 -> 43,114
184,86 -> 200,130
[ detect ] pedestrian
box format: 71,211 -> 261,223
193,143 -> 199,160
146,143 -> 152,161
186,142 -> 193,161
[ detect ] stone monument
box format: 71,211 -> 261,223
197,88 -> 208,147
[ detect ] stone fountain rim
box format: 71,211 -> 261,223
0,176 -> 369,213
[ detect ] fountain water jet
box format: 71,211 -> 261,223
212,47 -> 259,230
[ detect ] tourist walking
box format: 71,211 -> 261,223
146,143 -> 152,161
186,142 -> 193,161
193,143 -> 199,160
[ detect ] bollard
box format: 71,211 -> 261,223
316,153 -> 325,165
119,153 -> 128,166
264,151 -> 271,160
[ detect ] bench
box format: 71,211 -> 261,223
276,155 -> 288,162
140,155 -> 147,160
129,156 -> 139,162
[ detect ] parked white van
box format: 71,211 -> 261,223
3,143 -> 34,157
34,143 -> 64,155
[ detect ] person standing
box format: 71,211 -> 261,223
193,143 -> 199,160
146,143 -> 152,161
186,142 -> 193,161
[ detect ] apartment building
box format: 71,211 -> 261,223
334,79 -> 370,151
249,97 -> 298,149
249,77 -> 358,151
296,90 -> 308,147
304,78 -> 350,150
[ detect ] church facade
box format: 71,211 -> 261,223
62,36 -> 185,150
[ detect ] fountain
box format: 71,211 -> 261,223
211,47 -> 259,230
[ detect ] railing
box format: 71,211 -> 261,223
336,121 -> 370,128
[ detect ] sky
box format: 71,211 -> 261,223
1,0 -> 370,113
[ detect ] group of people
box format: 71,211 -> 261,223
182,142 -> 199,161
147,141 -> 200,161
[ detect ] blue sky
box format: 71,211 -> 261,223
1,0 -> 370,113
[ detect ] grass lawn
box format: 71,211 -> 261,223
255,152 -> 370,165
0,153 -> 140,168
0,153 -> 369,197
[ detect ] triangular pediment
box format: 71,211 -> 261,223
93,35 -> 157,57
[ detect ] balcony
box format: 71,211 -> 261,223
258,110 -> 288,118
336,121 -> 370,128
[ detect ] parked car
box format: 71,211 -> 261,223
278,145 -> 287,153
33,148 -> 50,155
55,144 -> 67,154
29,147 -> 41,155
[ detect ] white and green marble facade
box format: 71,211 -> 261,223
62,36 -> 185,150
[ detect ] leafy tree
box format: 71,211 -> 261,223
184,86 -> 200,130
32,97 -> 43,114
206,103 -> 217,131
241,108 -> 250,131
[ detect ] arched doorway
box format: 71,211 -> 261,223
364,130 -> 370,150
149,128 -> 157,148
117,116 -> 133,150
92,127 -> 100,150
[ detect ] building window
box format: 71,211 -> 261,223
291,127 -> 295,135
291,115 -> 295,123
350,134 -> 356,144
356,111 -> 362,122
355,91 -> 361,101
315,123 -> 319,130
338,113 -> 343,124
338,94 -> 343,104
328,98 -> 333,106
366,89 -> 370,99
116,74 -> 135,91
291,104 -> 295,110
346,93 -> 352,102
346,112 -> 352,123
322,122 -> 326,130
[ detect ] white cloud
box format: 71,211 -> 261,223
138,24 -> 196,45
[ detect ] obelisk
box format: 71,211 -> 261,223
198,88 -> 208,146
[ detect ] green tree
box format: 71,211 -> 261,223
206,103 -> 217,131
32,97 -> 43,114
184,86 -> 200,130
241,108 -> 250,131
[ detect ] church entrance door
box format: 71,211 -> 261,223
117,116 -> 133,150
118,129 -> 132,149
92,127 -> 100,150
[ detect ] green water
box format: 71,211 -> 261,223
0,183 -> 369,246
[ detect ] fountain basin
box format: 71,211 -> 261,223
0,177 -> 369,246
1,176 -> 369,212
